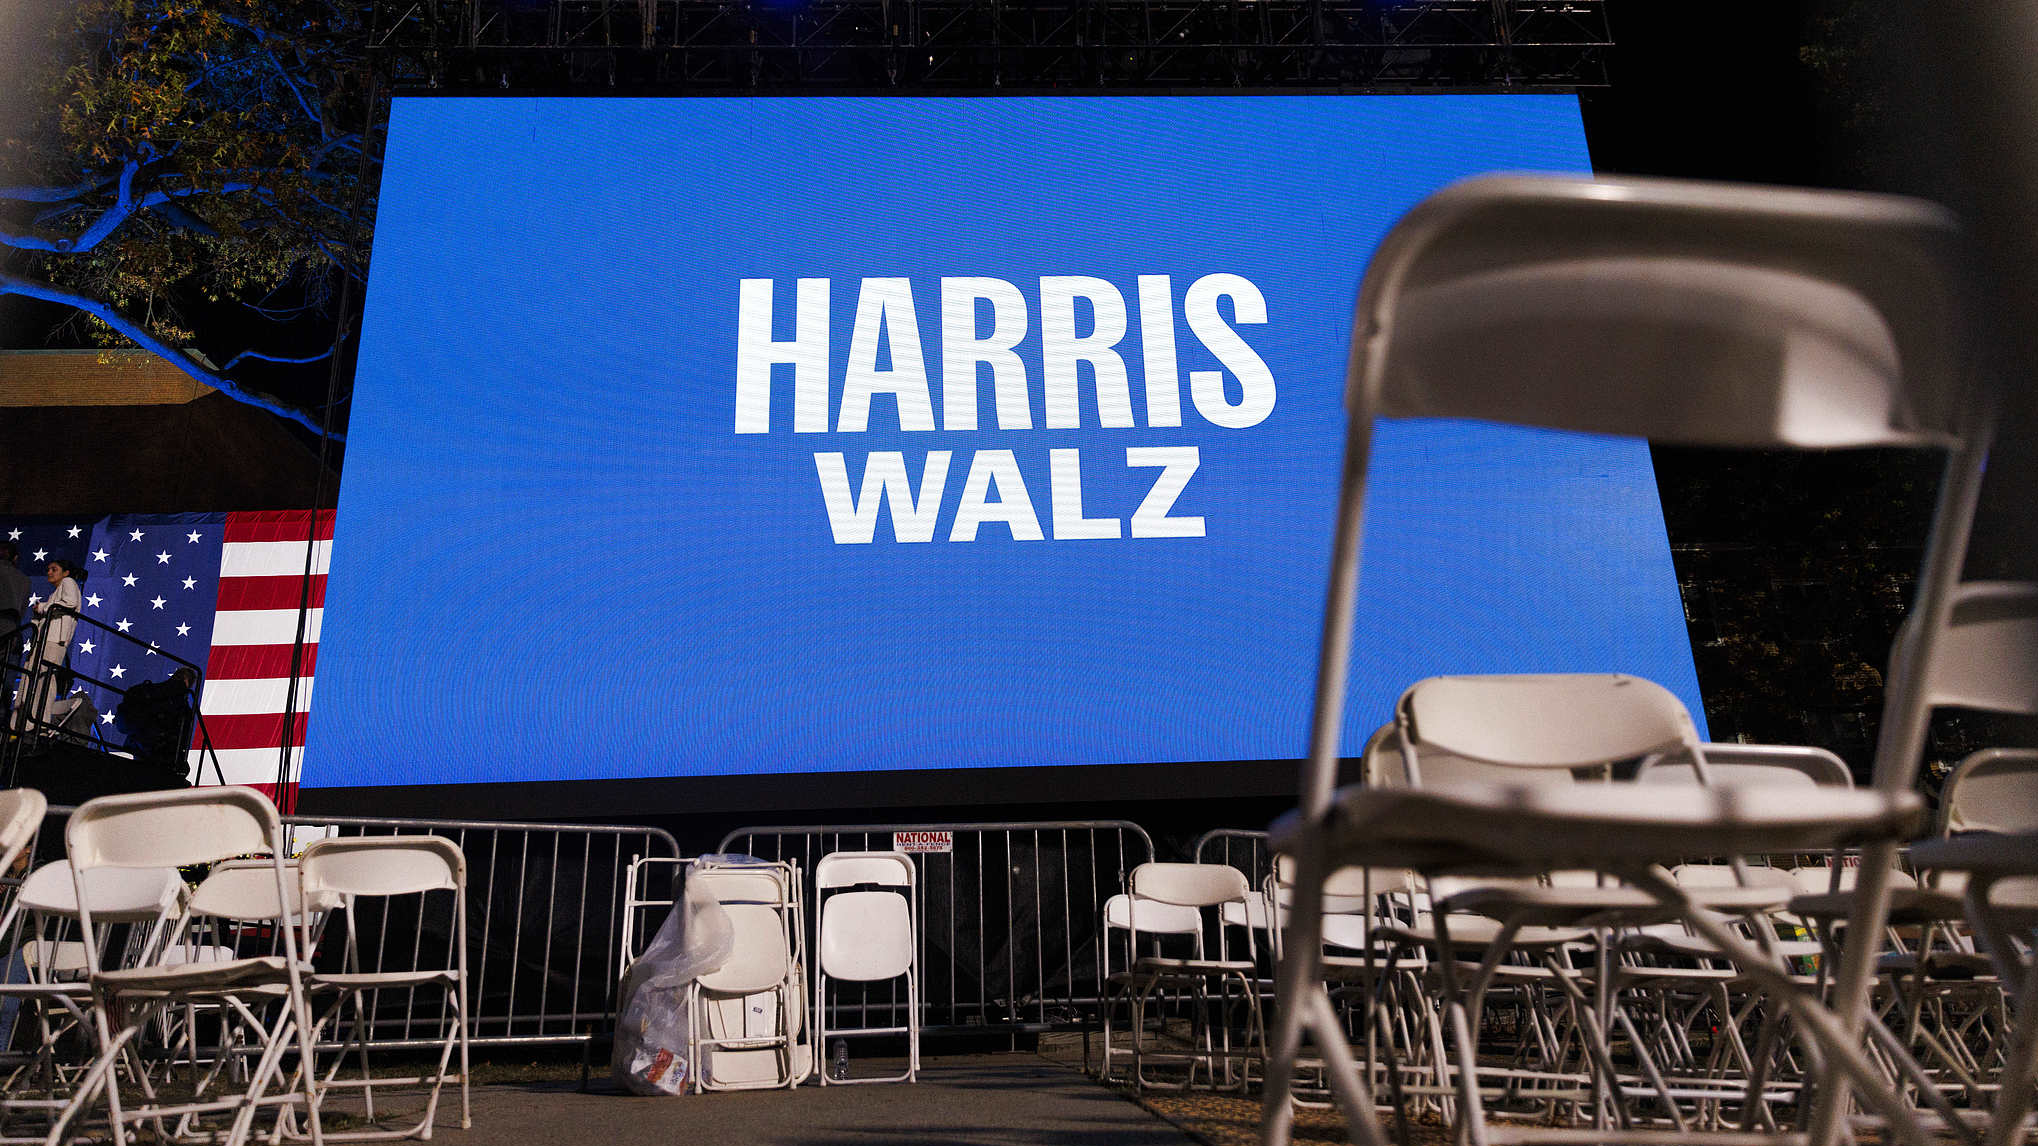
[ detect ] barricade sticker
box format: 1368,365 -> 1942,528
894,830 -> 954,855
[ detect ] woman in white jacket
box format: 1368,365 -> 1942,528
20,559 -> 83,730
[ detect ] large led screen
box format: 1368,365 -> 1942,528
310,95 -> 1705,790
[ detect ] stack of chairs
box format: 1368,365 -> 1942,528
689,855 -> 810,1092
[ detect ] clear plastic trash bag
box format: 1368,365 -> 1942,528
612,871 -> 734,1095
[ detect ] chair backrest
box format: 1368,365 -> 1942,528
1637,742 -> 1853,788
0,789 -> 44,876
297,836 -> 466,977
13,861 -> 184,981
1129,862 -> 1250,909
297,836 -> 465,900
691,863 -> 792,906
1905,582 -> 2038,716
702,904 -> 792,994
67,786 -> 279,871
1360,722 -> 1578,791
1271,854 -> 1408,913
691,860 -> 797,995
1103,893 -> 1203,936
814,851 -> 913,892
1939,747 -> 2038,835
1397,674 -> 1701,772
194,859 -> 299,922
815,851 -> 913,983
1351,175 -> 1968,448
65,787 -> 295,977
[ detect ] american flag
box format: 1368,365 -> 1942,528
4,510 -> 329,804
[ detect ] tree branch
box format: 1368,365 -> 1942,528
0,178 -> 114,203
0,269 -> 339,440
216,346 -> 333,372
0,170 -> 272,252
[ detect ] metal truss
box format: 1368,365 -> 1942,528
365,0 -> 1609,91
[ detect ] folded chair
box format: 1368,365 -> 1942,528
1262,174 -> 1986,1146
294,836 -> 469,1141
812,851 -> 917,1085
687,857 -> 808,1091
53,786 -> 323,1146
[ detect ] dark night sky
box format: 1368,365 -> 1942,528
1584,0 -> 1824,187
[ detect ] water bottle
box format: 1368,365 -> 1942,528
830,1038 -> 849,1081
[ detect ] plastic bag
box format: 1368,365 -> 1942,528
612,871 -> 734,1095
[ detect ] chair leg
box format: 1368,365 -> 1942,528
1262,848 -> 1340,1146
1982,954 -> 2038,1146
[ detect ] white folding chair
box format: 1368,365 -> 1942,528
294,836 -> 469,1141
0,790 -> 81,1142
812,851 -> 917,1085
0,859 -> 186,1126
1262,173 -> 1986,1146
1095,892 -> 1205,1082
687,857 -> 808,1091
53,786 -> 322,1146
1898,585 -> 2038,1146
1122,862 -> 1265,1092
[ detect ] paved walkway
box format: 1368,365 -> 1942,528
439,1055 -> 1200,1146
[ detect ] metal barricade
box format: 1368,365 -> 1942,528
719,820 -> 1153,1035
617,854 -> 691,980
37,805 -> 680,1050
1192,828 -> 1272,885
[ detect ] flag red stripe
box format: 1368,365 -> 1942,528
223,510 -> 335,545
198,711 -> 309,750
246,782 -> 297,807
203,644 -> 319,680
213,574 -> 328,611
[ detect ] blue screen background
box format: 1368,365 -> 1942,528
310,95 -> 1706,788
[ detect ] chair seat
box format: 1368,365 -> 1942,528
1439,881 -> 1791,928
97,955 -> 303,993
1275,783 -> 1924,873
1320,914 -> 1385,951
1788,887 -> 1965,924
159,945 -> 241,967
1622,930 -> 1823,962
1910,832 -> 2038,877
1375,917 -> 1589,949
1321,954 -> 1429,977
310,970 -> 459,989
1877,950 -> 1997,980
1133,955 -> 1257,973
1616,964 -> 1751,983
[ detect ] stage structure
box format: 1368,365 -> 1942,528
277,4 -> 1639,818
362,0 -> 1609,92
